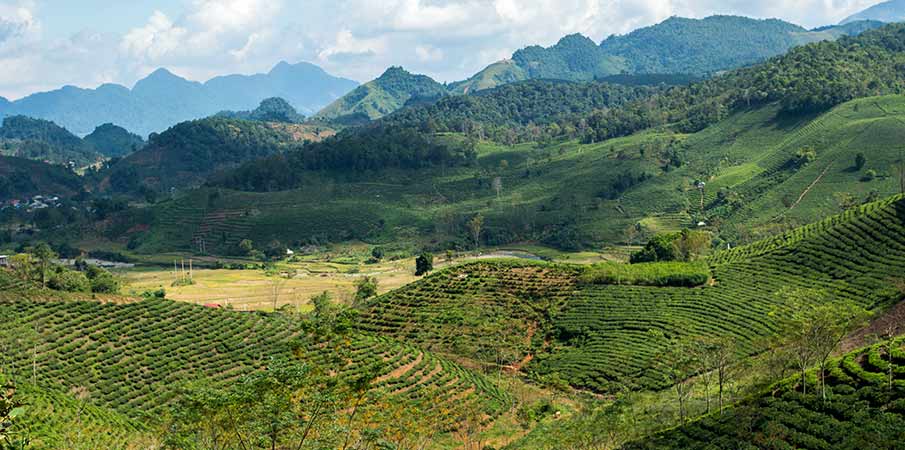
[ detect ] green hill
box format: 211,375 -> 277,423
101,117 -> 306,193
83,123 -> 145,158
453,16 -> 882,95
215,97 -> 306,123
598,16 -> 877,76
622,339 -> 905,449
0,116 -> 99,166
316,67 -> 449,121
358,194 -> 905,392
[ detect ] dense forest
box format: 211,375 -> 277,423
209,125 -> 476,191
0,116 -> 99,165
83,123 -> 145,157
380,80 -> 662,143
104,117 -> 295,193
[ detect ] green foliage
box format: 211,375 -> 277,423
83,123 -> 145,158
317,67 -> 449,120
216,97 -> 306,123
415,252 -> 434,276
105,117 -> 295,192
855,152 -> 867,170
0,116 -> 98,165
580,261 -> 711,287
0,155 -> 83,198
623,340 -> 905,450
631,230 -> 711,263
213,125 -> 476,191
47,269 -> 90,293
354,276 -> 378,303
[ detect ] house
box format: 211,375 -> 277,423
0,255 -> 9,267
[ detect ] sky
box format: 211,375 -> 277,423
0,0 -> 886,100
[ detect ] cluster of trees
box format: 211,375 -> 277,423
4,243 -> 119,294
216,97 -> 306,124
212,126 -> 477,192
82,123 -> 145,158
630,230 -> 712,263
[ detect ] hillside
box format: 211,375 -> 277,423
622,339 -> 905,449
842,0 -> 905,24
0,62 -> 358,136
453,16 -> 881,95
101,117 -> 310,193
315,67 -> 449,121
0,155 -> 83,199
598,15 -> 873,75
358,194 -> 905,394
0,116 -> 99,165
215,97 -> 306,123
83,123 -> 145,157
0,296 -> 512,446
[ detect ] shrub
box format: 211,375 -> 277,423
48,270 -> 91,292
580,261 -> 711,287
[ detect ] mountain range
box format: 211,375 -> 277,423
0,62 -> 358,137
328,15 -> 885,119
842,0 -> 905,24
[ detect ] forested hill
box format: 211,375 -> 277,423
380,80 -> 660,143
101,118 -> 303,193
315,67 -> 449,121
0,116 -> 99,165
599,15 -> 862,75
83,123 -> 145,158
452,15 -> 882,96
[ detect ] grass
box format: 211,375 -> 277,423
579,261 -> 711,287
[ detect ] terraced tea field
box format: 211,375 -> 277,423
361,195 -> 905,392
0,296 -> 511,437
624,339 -> 905,449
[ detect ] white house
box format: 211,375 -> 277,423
0,255 -> 9,267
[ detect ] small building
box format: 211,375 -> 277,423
0,255 -> 9,267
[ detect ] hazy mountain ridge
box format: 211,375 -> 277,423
0,62 -> 358,137
842,0 -> 905,24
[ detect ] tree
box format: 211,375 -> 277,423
653,333 -> 696,425
773,288 -> 869,399
354,276 -> 378,303
415,252 -> 433,276
673,229 -> 711,262
693,336 -> 737,414
468,213 -> 484,249
370,247 -> 384,261
30,242 -> 56,289
48,270 -> 90,293
855,152 -> 867,171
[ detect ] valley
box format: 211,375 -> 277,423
3,5 -> 905,450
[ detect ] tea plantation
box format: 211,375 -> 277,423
0,296 -> 511,435
360,194 -> 905,392
623,339 -> 905,449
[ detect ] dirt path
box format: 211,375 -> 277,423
789,159 -> 835,211
842,299 -> 905,353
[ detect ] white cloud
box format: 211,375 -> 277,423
0,0 -> 891,99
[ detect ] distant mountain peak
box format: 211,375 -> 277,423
842,0 -> 905,24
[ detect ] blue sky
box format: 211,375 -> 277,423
0,0 -> 887,100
